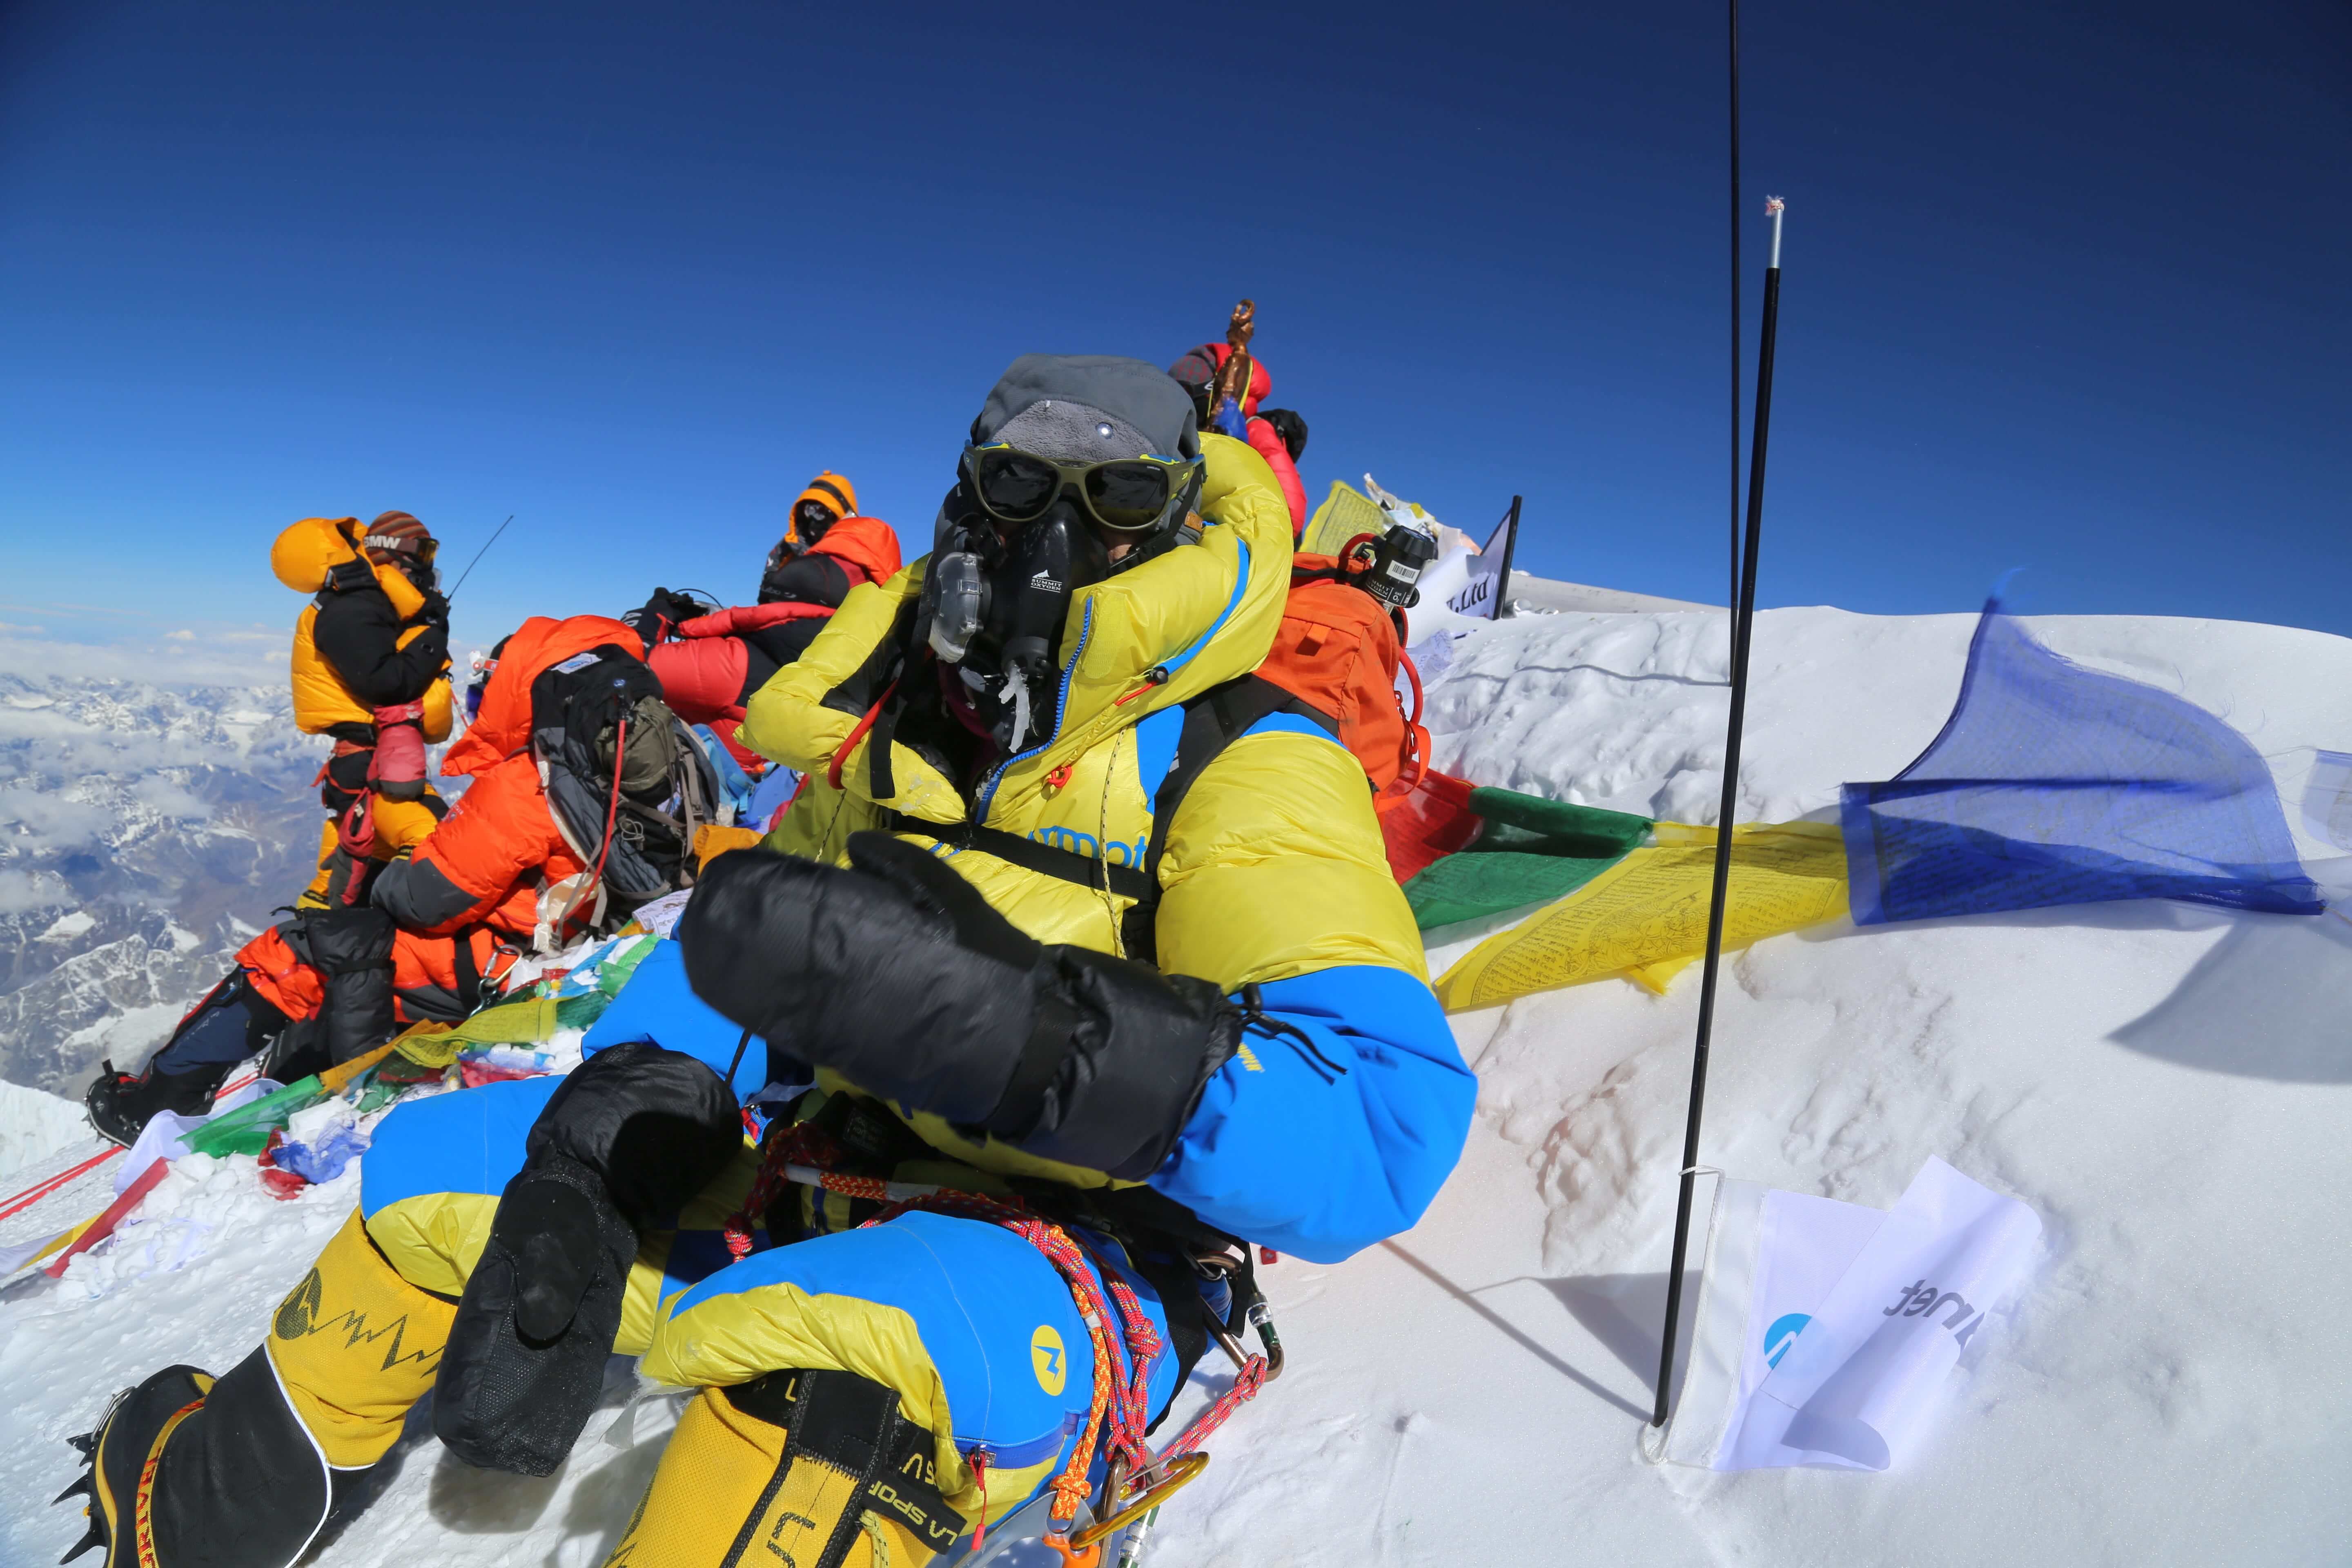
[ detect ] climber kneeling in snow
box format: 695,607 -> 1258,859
84,513 -> 456,1144
363,610 -> 719,1010
628,470 -> 903,771
82,617 -> 719,1148
58,355 -> 1474,1568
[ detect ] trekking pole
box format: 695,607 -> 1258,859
1652,194 -> 1786,1430
446,514 -> 515,599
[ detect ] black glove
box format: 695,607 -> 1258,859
1258,407 -> 1308,463
416,587 -> 451,628
623,587 -> 702,650
679,834 -> 1243,1180
433,1044 -> 740,1474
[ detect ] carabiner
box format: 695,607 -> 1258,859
1068,1453 -> 1210,1551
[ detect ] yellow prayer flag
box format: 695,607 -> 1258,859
1301,480 -> 1389,558
1433,821 -> 1849,1011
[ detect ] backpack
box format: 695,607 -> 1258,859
1254,552 -> 1429,803
530,644 -> 723,918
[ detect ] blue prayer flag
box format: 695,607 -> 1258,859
1841,602 -> 2322,925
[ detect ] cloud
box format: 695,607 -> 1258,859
0,870 -> 69,914
0,788 -> 112,850
132,776 -> 212,821
165,629 -> 196,641
0,633 -> 282,686
0,708 -> 91,741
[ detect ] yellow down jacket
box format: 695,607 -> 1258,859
743,430 -> 1421,959
270,515 -> 454,739
737,432 -> 1430,1186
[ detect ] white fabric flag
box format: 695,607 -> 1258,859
1655,1158 -> 2039,1472
1411,543 -> 1478,620
1443,504 -> 1518,621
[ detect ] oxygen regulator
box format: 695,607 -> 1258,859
1353,519 -> 1438,610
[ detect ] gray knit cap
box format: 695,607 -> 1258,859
971,354 -> 1201,462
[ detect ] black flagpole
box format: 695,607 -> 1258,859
1653,194 -> 1786,1430
447,514 -> 516,600
1727,0 -> 1743,612
1492,494 -> 1522,617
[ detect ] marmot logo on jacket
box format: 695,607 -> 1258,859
1029,824 -> 1148,867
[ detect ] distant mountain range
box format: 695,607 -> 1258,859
0,669 -> 325,1095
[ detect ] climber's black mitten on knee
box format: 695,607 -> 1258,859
680,834 -> 1243,1180
432,1042 -> 740,1475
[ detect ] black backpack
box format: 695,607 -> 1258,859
529,644 -> 722,917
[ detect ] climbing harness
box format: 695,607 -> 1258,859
722,1122 -> 1278,1567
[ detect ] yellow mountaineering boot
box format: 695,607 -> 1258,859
57,1365 -> 213,1566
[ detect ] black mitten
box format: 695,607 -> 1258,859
623,587 -> 703,650
431,1151 -> 636,1475
432,1044 -> 741,1474
679,835 -> 1243,1179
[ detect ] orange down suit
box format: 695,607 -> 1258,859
237,616 -> 644,1026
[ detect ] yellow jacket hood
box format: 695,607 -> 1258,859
740,431 -> 1294,826
271,515 -> 428,621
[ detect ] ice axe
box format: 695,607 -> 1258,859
1207,299 -> 1256,437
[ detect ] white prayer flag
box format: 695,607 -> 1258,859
1411,543 -> 1478,620
1654,1158 -> 2039,1472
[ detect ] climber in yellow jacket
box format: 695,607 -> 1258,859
270,511 -> 456,907
62,359 -> 1474,1568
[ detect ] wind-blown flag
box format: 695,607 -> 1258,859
1443,497 -> 1520,621
1840,600 -> 2322,923
1651,1158 -> 2039,1472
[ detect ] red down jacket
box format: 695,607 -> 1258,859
368,616 -> 644,1005
1170,342 -> 1307,536
646,513 -> 903,768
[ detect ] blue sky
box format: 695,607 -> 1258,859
2,0 -> 2346,660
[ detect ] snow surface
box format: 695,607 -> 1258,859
0,1082 -> 91,1187
4,605 -> 2350,1566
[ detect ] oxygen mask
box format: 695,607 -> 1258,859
918,486 -> 1109,753
921,367 -> 1205,753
